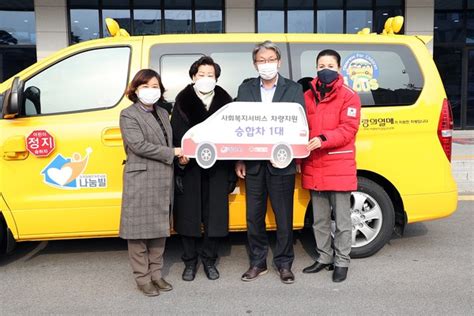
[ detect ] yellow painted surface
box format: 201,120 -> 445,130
0,32 -> 458,241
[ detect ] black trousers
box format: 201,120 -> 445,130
245,164 -> 295,269
181,169 -> 220,267
181,235 -> 219,266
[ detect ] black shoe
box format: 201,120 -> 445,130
302,261 -> 334,274
241,266 -> 268,282
182,265 -> 197,281
203,263 -> 220,280
277,268 -> 295,284
332,266 -> 348,282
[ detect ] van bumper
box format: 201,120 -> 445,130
404,190 -> 458,224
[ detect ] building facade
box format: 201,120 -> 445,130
0,0 -> 472,129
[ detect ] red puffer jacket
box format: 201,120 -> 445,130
301,75 -> 361,191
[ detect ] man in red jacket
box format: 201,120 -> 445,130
300,49 -> 361,282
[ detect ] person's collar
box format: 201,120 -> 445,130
260,74 -> 279,89
137,101 -> 155,112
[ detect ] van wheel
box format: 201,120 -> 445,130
196,143 -> 216,169
272,144 -> 292,169
349,177 -> 395,258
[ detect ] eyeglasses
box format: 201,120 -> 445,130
255,58 -> 278,65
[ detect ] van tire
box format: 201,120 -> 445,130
272,144 -> 292,169
196,143 -> 217,169
350,177 -> 395,258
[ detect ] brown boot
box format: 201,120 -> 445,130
137,282 -> 160,297
153,278 -> 173,292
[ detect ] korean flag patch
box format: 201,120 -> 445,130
347,107 -> 357,118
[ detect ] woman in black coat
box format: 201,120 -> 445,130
171,56 -> 236,281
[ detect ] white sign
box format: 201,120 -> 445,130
182,102 -> 310,169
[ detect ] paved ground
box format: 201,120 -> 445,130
0,202 -> 472,315
452,130 -> 474,195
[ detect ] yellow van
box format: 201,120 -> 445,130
0,18 -> 457,258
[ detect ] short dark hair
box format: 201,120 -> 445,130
316,49 -> 341,67
189,56 -> 221,80
126,69 -> 165,103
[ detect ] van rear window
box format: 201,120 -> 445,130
291,44 -> 424,107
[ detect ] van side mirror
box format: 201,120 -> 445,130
2,77 -> 24,119
24,86 -> 41,115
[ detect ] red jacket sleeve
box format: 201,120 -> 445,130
320,87 -> 361,150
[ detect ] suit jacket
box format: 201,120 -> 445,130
119,102 -> 175,239
236,75 -> 305,176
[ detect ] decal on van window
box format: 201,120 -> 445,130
26,130 -> 56,157
342,53 -> 380,93
40,148 -> 107,190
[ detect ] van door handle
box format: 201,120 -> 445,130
102,127 -> 122,147
3,136 -> 28,160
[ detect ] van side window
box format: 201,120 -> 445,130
149,43 -> 289,102
291,44 -> 424,107
22,47 -> 130,116
160,54 -> 204,102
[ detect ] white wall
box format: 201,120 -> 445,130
225,0 -> 255,33
405,0 -> 434,52
34,0 -> 69,61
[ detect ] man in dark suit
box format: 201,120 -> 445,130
235,40 -> 304,284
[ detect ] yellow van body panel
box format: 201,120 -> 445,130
0,32 -> 457,242
0,37 -> 142,240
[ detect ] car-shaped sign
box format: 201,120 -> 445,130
182,101 -> 310,169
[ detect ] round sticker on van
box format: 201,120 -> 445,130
342,53 -> 380,93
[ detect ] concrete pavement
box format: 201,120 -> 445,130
452,130 -> 474,195
0,202 -> 472,314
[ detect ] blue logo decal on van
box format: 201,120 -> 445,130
41,148 -> 106,189
342,53 -> 380,92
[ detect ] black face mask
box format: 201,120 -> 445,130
317,68 -> 339,84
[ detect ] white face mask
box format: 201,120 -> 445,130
137,88 -> 161,105
194,77 -> 216,94
257,62 -> 279,80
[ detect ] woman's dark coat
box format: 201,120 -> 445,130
171,84 -> 235,237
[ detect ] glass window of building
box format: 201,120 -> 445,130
68,0 -> 224,43
0,47 -> 36,82
467,50 -> 474,127
0,0 -> 36,45
288,0 -> 314,33
102,0 -> 131,36
374,0 -> 404,34
257,0 -> 285,33
195,0 -> 224,33
434,47 -> 463,129
468,7 -> 474,43
346,0 -> 373,34
434,0 -> 474,128
69,0 -> 100,43
134,0 -> 162,35
256,0 -> 404,35
434,0 -> 465,44
317,0 -> 343,34
0,0 -> 36,82
164,0 -> 192,34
